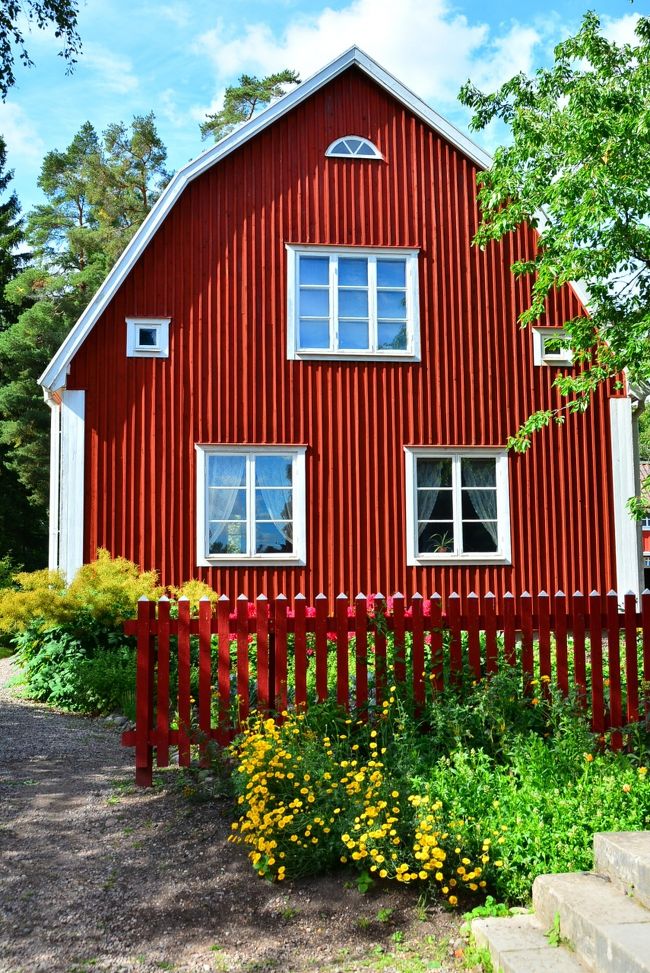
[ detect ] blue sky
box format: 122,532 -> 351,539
1,0 -> 642,212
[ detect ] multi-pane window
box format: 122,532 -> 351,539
325,136 -> 382,159
405,450 -> 510,563
195,447 -> 306,565
287,246 -> 419,360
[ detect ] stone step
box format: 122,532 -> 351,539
533,871 -> 650,973
594,831 -> 650,911
472,913 -> 589,972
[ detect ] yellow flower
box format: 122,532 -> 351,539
448,895 -> 458,906
623,783 -> 631,793
584,753 -> 594,763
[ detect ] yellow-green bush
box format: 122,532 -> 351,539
67,549 -> 164,625
170,578 -> 219,613
0,568 -> 70,634
0,549 -> 163,634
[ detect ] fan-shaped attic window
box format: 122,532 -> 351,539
326,136 -> 382,159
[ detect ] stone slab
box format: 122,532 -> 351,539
472,914 -> 588,973
594,831 -> 650,911
534,871 -> 650,973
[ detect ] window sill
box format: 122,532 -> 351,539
408,555 -> 512,567
292,351 -> 420,363
197,556 -> 306,568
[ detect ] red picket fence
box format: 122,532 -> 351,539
121,590 -> 650,786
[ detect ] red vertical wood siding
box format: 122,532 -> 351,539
68,67 -> 618,601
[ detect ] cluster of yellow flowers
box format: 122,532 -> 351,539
228,710 -> 497,907
228,714 -> 344,880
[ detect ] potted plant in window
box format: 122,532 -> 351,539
430,531 -> 453,554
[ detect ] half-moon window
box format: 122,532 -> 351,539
325,136 -> 382,159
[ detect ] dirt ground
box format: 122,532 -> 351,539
0,656 -> 467,973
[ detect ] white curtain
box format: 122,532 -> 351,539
255,459 -> 293,549
417,459 -> 443,543
462,461 -> 498,545
208,457 -> 245,524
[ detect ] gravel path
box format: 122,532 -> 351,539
0,656 -> 461,973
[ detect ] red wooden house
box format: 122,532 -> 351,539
39,48 -> 643,602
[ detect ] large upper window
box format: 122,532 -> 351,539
286,246 -> 420,361
195,446 -> 306,566
405,449 -> 511,564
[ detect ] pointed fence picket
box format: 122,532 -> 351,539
122,589 -> 650,786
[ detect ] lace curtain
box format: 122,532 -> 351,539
417,460 -> 444,544
255,458 -> 293,549
462,461 -> 498,545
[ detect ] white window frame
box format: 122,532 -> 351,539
286,244 -> 420,362
532,327 -> 573,367
126,317 -> 170,358
195,445 -> 307,567
404,447 -> 511,565
325,136 -> 383,159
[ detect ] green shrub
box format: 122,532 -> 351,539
228,704 -> 490,904
13,619 -> 137,716
227,673 -> 650,907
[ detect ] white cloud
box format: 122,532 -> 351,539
157,3 -> 192,29
82,43 -> 139,95
602,12 -> 641,47
0,102 -> 45,164
192,0 -> 547,118
160,88 -> 186,127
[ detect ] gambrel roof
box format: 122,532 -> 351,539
38,46 -> 492,395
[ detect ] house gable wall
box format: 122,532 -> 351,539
67,67 -> 618,599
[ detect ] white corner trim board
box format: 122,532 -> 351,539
57,390 -> 85,581
47,398 -> 61,571
609,397 -> 642,599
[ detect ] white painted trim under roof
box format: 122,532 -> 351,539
38,46 -> 492,394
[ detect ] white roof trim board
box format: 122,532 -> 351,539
39,46 -> 493,394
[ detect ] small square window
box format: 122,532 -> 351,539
126,318 -> 170,358
136,326 -> 159,349
532,328 -> 573,366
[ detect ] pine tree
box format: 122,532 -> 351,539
200,70 -> 300,142
0,136 -> 47,567
0,116 -> 171,519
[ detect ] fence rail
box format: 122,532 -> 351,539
121,590 -> 650,786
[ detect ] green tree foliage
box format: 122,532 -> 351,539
639,409 -> 650,463
0,135 -> 23,321
0,136 -> 45,567
459,13 -> 650,451
200,69 -> 300,141
0,0 -> 81,99
0,115 -> 170,520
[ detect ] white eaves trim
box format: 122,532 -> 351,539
38,46 -> 492,394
